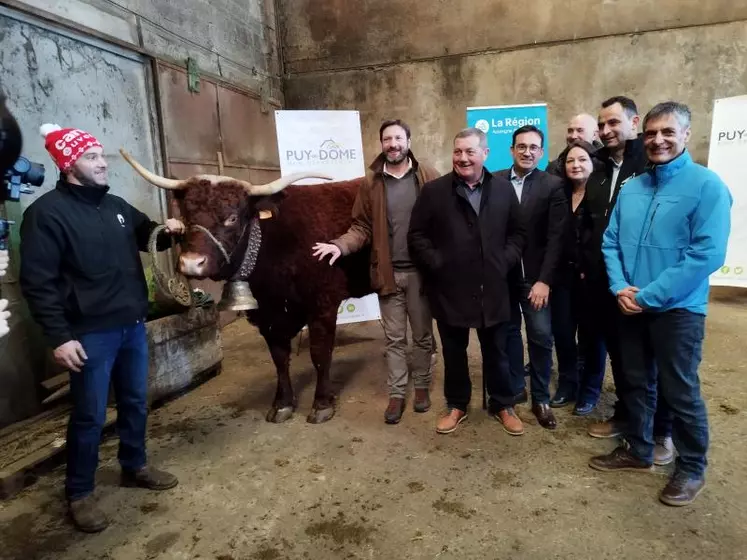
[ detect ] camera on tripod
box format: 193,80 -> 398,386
3,156 -> 45,202
2,94 -> 45,203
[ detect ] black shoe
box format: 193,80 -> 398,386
659,473 -> 705,506
589,446 -> 653,472
68,495 -> 109,533
532,403 -> 557,430
121,466 -> 179,490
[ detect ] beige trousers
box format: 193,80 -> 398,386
378,271 -> 434,398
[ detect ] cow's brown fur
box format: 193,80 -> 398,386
176,177 -> 372,423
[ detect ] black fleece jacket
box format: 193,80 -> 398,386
20,180 -> 170,348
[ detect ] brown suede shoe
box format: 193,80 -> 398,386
68,495 -> 109,533
659,473 -> 705,507
384,397 -> 405,424
589,446 -> 653,472
413,389 -> 431,413
121,466 -> 179,490
436,409 -> 467,434
495,407 -> 524,436
587,418 -> 625,439
532,403 -> 557,430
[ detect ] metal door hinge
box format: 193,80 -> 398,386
186,57 -> 200,93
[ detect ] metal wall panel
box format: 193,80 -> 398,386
157,64 -> 221,162
218,87 -> 280,169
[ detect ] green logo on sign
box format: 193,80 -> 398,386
721,266 -> 730,274
736,267 -> 744,275
346,304 -> 356,313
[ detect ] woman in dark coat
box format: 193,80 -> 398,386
549,141 -> 606,415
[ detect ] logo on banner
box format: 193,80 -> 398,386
475,119 -> 490,133
286,139 -> 358,164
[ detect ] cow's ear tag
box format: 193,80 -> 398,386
258,210 -> 273,220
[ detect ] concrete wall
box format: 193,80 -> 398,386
10,0 -> 282,99
280,0 -> 747,171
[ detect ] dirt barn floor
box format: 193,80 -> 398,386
2,294 -> 747,560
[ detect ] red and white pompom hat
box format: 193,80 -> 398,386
39,123 -> 103,172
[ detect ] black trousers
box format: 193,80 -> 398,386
437,320 -> 522,413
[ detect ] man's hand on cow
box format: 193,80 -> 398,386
53,340 -> 88,373
617,286 -> 643,315
528,281 -> 550,310
312,242 -> 342,266
164,219 -> 186,235
0,299 -> 10,338
0,249 -> 8,277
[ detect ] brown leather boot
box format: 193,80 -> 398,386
413,389 -> 431,413
589,446 -> 653,472
384,397 -> 405,424
68,495 -> 109,533
121,466 -> 179,490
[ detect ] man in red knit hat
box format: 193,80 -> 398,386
19,124 -> 185,533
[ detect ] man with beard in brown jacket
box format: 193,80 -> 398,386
313,119 -> 440,424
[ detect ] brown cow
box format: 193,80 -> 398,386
121,150 -> 372,424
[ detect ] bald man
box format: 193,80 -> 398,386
546,114 -> 603,177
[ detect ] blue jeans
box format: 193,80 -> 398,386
66,322 -> 149,501
552,279 -> 606,405
506,282 -> 553,404
589,282 -> 673,436
618,310 -> 708,477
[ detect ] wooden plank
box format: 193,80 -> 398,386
41,372 -> 70,391
41,384 -> 71,405
0,404 -> 71,444
0,408 -> 117,500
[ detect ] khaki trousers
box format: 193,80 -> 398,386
378,271 -> 434,398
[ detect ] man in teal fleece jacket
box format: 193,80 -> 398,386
589,101 -> 732,507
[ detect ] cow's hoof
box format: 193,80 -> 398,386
307,407 -> 335,424
266,406 -> 294,423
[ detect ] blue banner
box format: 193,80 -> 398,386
466,103 -> 550,172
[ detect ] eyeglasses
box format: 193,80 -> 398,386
514,144 -> 541,154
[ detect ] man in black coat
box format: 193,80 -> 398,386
20,124 -> 183,533
408,127 -> 526,436
497,125 -> 567,430
585,97 -> 673,466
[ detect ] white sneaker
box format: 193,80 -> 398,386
654,436 -> 675,466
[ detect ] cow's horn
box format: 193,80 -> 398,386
119,149 -> 187,190
239,172 -> 335,196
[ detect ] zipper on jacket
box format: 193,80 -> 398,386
630,185 -> 657,281
643,202 -> 661,241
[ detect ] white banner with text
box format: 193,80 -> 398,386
708,95 -> 747,288
275,109 -> 380,323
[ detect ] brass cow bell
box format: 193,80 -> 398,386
218,280 -> 258,311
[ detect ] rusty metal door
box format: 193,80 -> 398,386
0,5 -> 165,427
155,61 -> 283,302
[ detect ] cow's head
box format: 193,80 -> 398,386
120,149 -> 331,280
